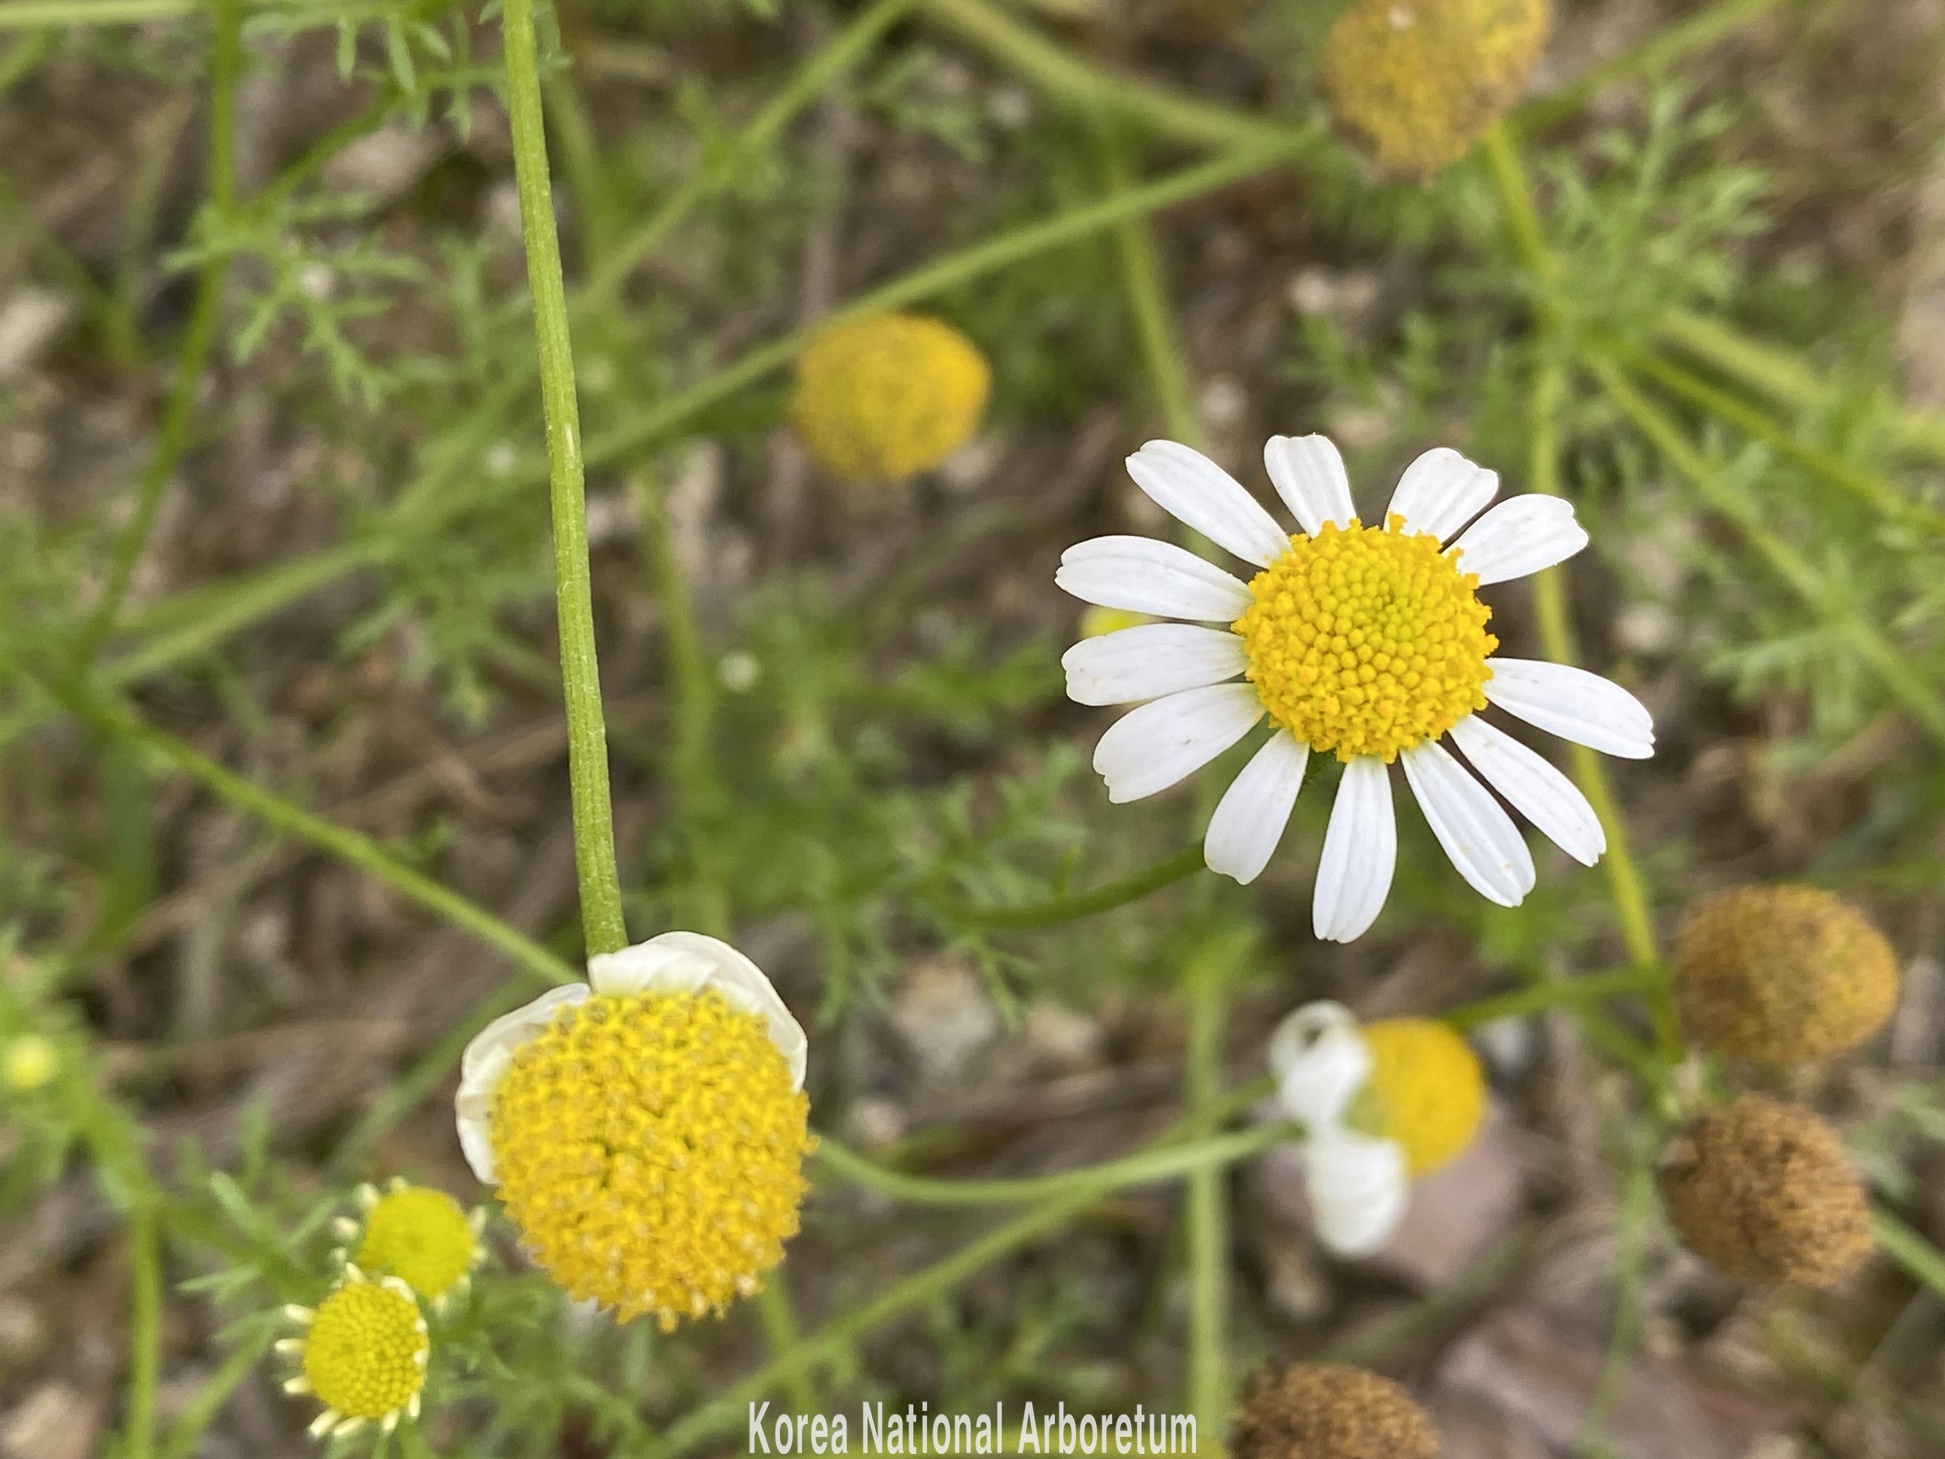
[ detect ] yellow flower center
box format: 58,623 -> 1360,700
301,1281 -> 427,1421
1232,519 -> 1496,762
790,313 -> 991,483
357,1187 -> 477,1301
1352,1019 -> 1486,1176
488,989 -> 814,1330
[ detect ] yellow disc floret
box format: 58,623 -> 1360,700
488,989 -> 814,1330
356,1186 -> 479,1302
1353,1018 -> 1486,1175
791,313 -> 991,482
1323,0 -> 1553,177
299,1278 -> 428,1426
1233,520 -> 1497,763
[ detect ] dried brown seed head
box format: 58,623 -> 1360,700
1233,1362 -> 1439,1459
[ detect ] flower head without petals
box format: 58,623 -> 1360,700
336,1181 -> 483,1306
279,1270 -> 428,1439
790,313 -> 990,483
1233,1362 -> 1440,1459
1057,433 -> 1650,940
455,933 -> 813,1330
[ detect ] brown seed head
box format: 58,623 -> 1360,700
1322,0 -> 1553,177
1232,1363 -> 1439,1459
1660,1094 -> 1873,1289
1675,884 -> 1899,1063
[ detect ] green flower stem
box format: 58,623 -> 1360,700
1658,309 -> 1945,464
51,680 -> 578,987
585,0 -> 916,307
1439,967 -> 1669,1032
159,1328 -> 276,1459
1588,355 -> 1945,751
817,1123 -> 1292,1206
1871,1206 -> 1945,1303
0,0 -> 191,24
123,1206 -> 162,1459
916,0 -> 1306,154
940,843 -> 1206,929
77,0 -> 242,663
1321,1221 -> 1537,1366
503,0 -> 627,956
1107,145 -> 1203,448
1182,939 -> 1234,1448
1577,1146 -> 1659,1449
1616,344 -> 1945,537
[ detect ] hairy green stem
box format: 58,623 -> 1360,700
503,0 -> 627,955
79,0 -> 242,662
940,843 -> 1206,929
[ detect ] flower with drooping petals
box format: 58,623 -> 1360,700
454,932 -> 813,1330
1058,434 -> 1654,940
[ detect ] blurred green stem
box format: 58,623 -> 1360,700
940,843 -> 1206,929
1183,938 -> 1234,1449
78,0 -> 241,662
1441,967 -> 1668,1032
0,0 -> 190,25
503,0 -> 628,955
123,1207 -> 162,1459
1108,144 -> 1203,447
1872,1206 -> 1945,1302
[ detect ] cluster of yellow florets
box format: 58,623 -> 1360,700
487,988 -> 814,1330
1322,0 -> 1553,177
1353,1017 -> 1487,1175
281,1272 -> 429,1439
347,1181 -> 483,1306
1233,519 -> 1496,762
790,313 -> 991,483
1233,1362 -> 1440,1459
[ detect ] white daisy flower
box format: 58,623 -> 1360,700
1058,436 -> 1654,941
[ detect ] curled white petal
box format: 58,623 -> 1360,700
1312,756 -> 1397,943
1399,739 -> 1536,908
1061,624 -> 1248,706
1483,658 -> 1656,760
590,931 -> 808,1092
1203,730 -> 1310,884
1267,1001 -> 1370,1129
1125,440 -> 1291,568
1448,494 -> 1589,586
1305,1129 -> 1409,1257
455,983 -> 590,1183
1384,447 -> 1498,542
1447,713 -> 1605,866
1091,683 -> 1264,804
1056,536 -> 1254,621
1264,434 -> 1355,538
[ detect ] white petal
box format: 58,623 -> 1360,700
1056,536 -> 1254,622
590,932 -> 808,1091
1312,756 -> 1397,942
1448,495 -> 1589,585
1203,731 -> 1310,884
1062,624 -> 1248,706
1305,1129 -> 1409,1257
1483,658 -> 1655,760
1399,740 -> 1536,908
454,982 -> 590,1181
1092,684 -> 1264,804
1125,440 -> 1291,568
1267,1001 -> 1370,1129
1447,713 -> 1605,866
1264,434 -> 1355,537
1384,447 -> 1498,542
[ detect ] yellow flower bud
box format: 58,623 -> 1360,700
3,1035 -> 57,1092
1322,0 -> 1553,177
791,314 -> 991,482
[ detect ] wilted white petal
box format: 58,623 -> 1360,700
1483,658 -> 1655,759
590,932 -> 807,1091
1449,495 -> 1589,585
1305,1129 -> 1409,1258
1447,713 -> 1604,866
1203,731 -> 1310,884
454,983 -> 590,1182
1056,536 -> 1254,621
1264,434 -> 1355,537
1384,447 -> 1498,542
1092,684 -> 1264,804
1267,1001 -> 1370,1129
1312,757 -> 1397,942
1062,624 -> 1248,706
1125,440 -> 1291,567
1399,740 -> 1536,908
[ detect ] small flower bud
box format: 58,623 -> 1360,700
1674,885 -> 1899,1063
1233,1362 -> 1439,1459
1659,1094 -> 1872,1289
2,1035 -> 57,1092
